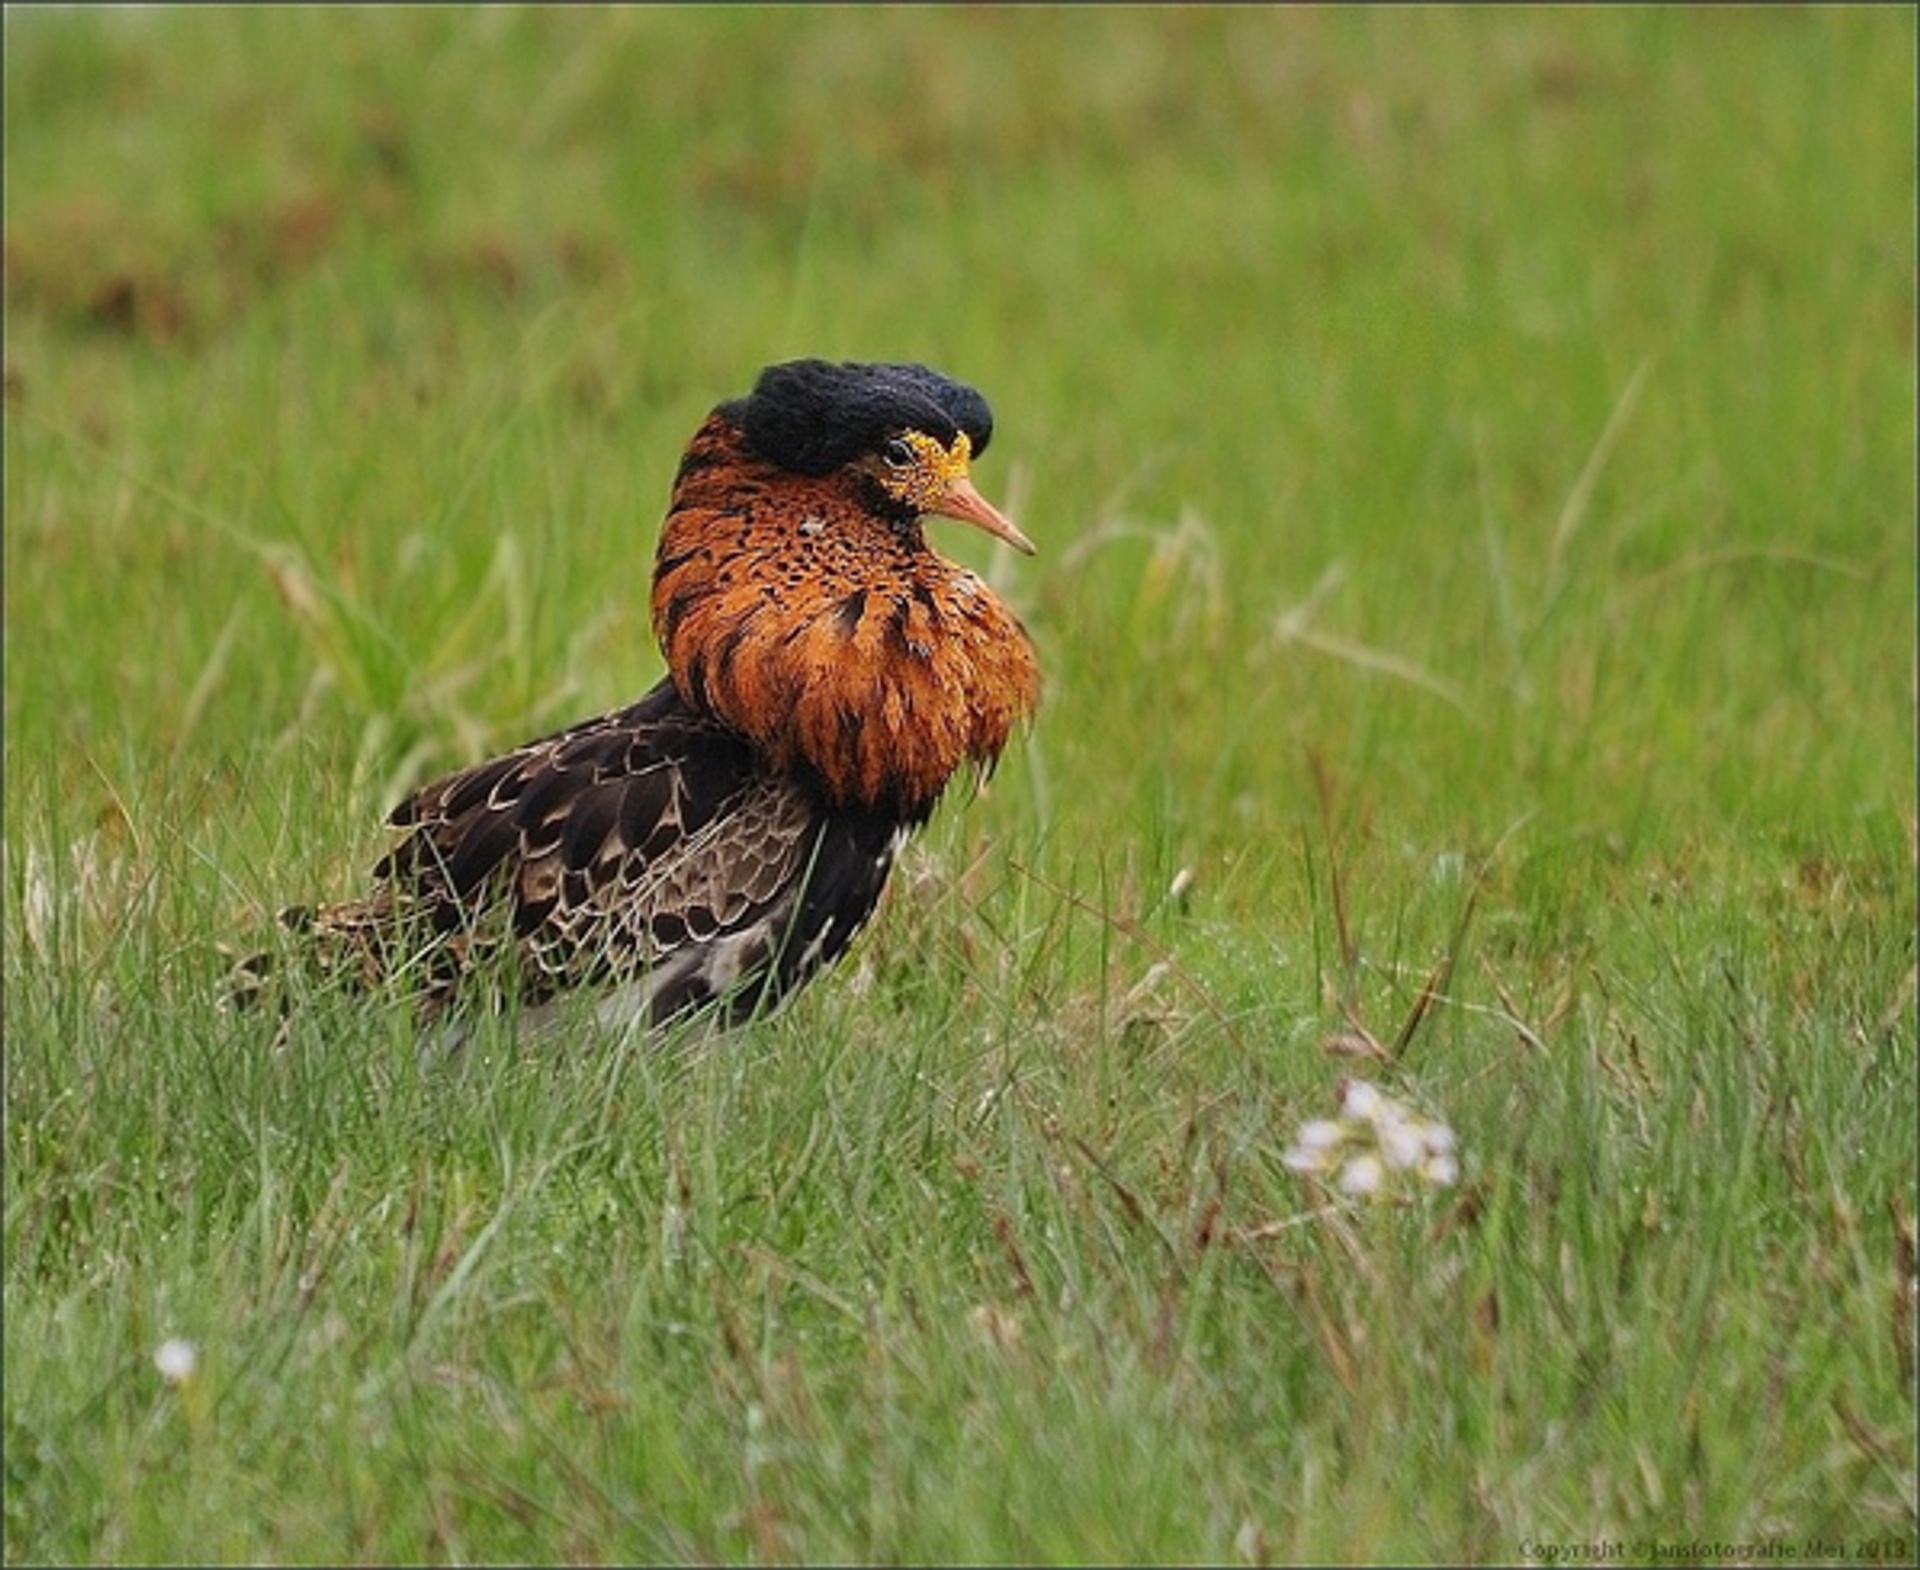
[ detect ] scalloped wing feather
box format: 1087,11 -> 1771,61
296,678 -> 898,1028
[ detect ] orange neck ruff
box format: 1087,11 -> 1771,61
652,417 -> 1041,821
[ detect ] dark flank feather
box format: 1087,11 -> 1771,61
238,359 -> 1040,1035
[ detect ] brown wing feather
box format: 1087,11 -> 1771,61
301,677 -> 899,1026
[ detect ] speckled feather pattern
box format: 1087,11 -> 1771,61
654,415 -> 1040,821
303,682 -> 903,1028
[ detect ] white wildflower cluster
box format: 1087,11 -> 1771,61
1283,1079 -> 1458,1197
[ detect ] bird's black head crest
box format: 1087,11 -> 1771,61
722,359 -> 994,476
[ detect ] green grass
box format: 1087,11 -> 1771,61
5,6 -> 1914,1563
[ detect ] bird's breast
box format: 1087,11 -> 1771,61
654,515 -> 1039,820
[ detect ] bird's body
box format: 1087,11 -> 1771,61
262,360 -> 1039,1032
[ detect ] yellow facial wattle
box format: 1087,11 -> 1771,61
880,429 -> 974,514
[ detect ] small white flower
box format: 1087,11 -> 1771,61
1296,1119 -> 1344,1153
1341,1079 -> 1385,1122
1377,1113 -> 1426,1171
1339,1153 -> 1385,1196
1282,1119 -> 1344,1174
154,1338 -> 198,1385
1422,1151 -> 1460,1188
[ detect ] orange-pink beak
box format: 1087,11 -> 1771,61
931,475 -> 1037,556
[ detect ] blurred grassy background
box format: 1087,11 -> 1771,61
5,6 -> 1914,1563
8,6 -> 1911,870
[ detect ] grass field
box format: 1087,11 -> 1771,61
5,6 -> 1915,1564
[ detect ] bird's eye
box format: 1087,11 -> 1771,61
882,437 -> 916,469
